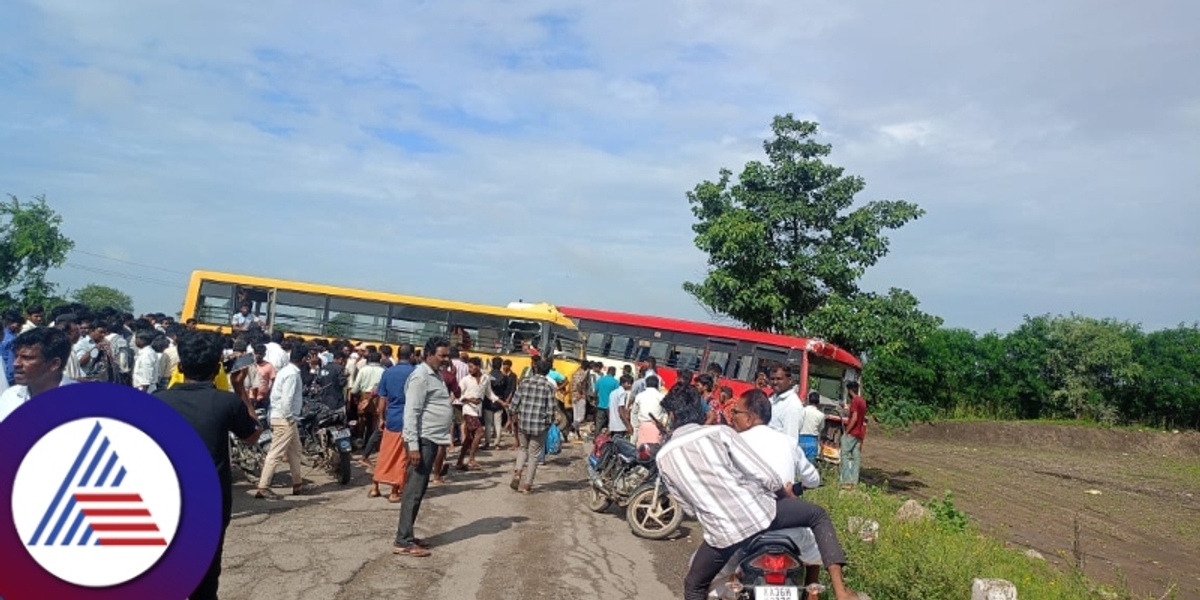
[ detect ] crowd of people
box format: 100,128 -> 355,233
0,299 -> 869,600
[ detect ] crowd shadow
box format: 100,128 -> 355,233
859,467 -> 927,492
423,515 -> 530,547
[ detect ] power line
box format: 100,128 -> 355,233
62,262 -> 182,288
71,249 -> 190,275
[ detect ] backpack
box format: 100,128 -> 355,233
545,424 -> 562,455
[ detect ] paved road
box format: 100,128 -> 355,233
218,441 -> 698,600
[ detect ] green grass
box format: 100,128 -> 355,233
805,483 -> 1164,599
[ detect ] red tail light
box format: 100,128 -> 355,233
748,552 -> 800,585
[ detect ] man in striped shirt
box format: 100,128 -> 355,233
655,392 -> 858,600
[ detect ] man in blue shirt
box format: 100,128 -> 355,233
367,343 -> 417,502
594,365 -> 619,433
1,310 -> 27,385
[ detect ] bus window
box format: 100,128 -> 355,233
608,335 -> 634,360
387,304 -> 448,345
732,354 -> 754,381
273,290 -> 326,335
235,286 -> 270,319
668,344 -> 704,372
550,324 -> 584,360
196,281 -> 234,326
448,313 -> 506,353
327,297 -> 390,340
634,340 -> 669,363
584,332 -> 606,356
705,349 -> 731,377
507,320 -> 542,354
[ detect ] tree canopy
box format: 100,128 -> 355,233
683,115 -> 928,355
71,283 -> 134,314
0,194 -> 73,311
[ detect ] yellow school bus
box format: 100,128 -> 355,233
179,270 -> 585,380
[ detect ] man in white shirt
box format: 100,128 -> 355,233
607,375 -> 634,438
20,304 -> 43,333
263,330 -> 289,372
654,392 -> 856,600
131,330 -> 160,393
455,356 -> 499,471
255,345 -> 309,499
729,388 -> 824,586
767,365 -> 804,442
0,327 -> 76,423
799,390 -> 827,465
630,375 -> 666,445
231,303 -> 261,332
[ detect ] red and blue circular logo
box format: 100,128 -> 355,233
0,383 -> 222,600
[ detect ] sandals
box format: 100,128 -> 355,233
393,544 -> 431,558
387,494 -> 401,504
254,488 -> 281,500
368,488 -> 382,498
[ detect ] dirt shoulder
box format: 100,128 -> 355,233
863,421 -> 1200,599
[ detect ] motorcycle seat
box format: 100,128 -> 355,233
744,530 -> 802,554
612,438 -> 638,460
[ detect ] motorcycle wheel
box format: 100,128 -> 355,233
338,451 -> 352,485
585,485 -> 612,513
626,487 -> 682,540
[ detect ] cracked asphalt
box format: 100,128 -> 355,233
218,441 -> 701,600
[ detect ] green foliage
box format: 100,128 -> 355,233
0,194 -> 74,311
867,315 -> 1200,430
807,484 -> 1150,599
805,288 -> 943,357
925,491 -> 969,533
683,115 -> 925,343
70,283 -> 134,314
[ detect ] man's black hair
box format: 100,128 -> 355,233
26,304 -> 44,316
424,336 -> 450,358
3,310 -> 26,327
290,344 -> 309,363
535,358 -> 553,376
14,327 -> 70,370
619,374 -> 634,385
847,381 -> 860,394
367,351 -> 382,363
398,343 -> 414,360
271,330 -> 284,344
177,330 -> 223,382
449,346 -> 461,359
646,375 -> 660,389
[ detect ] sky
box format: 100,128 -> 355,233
1,0 -> 1196,334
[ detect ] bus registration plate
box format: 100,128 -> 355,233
754,586 -> 799,600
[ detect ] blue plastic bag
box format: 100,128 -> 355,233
545,423 -> 562,455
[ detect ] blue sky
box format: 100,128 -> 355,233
1,0 -> 1196,333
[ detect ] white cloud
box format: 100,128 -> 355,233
0,0 -> 1196,332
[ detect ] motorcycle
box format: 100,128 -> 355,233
298,398 -> 355,485
703,528 -> 824,600
230,407 -> 271,482
585,431 -> 683,540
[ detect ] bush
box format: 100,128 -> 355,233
805,484 -> 1151,599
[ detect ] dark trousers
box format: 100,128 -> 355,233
362,428 -> 382,460
683,498 -> 847,600
190,525 -> 227,599
394,439 -> 436,546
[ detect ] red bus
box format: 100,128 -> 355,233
557,306 -> 862,403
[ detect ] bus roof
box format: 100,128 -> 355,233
558,305 -> 862,369
189,270 -> 578,327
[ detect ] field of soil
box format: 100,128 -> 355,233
865,421 -> 1200,599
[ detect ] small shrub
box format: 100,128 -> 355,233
925,490 -> 969,533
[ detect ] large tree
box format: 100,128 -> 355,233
71,283 -> 134,314
683,115 -> 926,350
0,194 -> 74,310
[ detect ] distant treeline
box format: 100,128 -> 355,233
864,315 -> 1200,430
